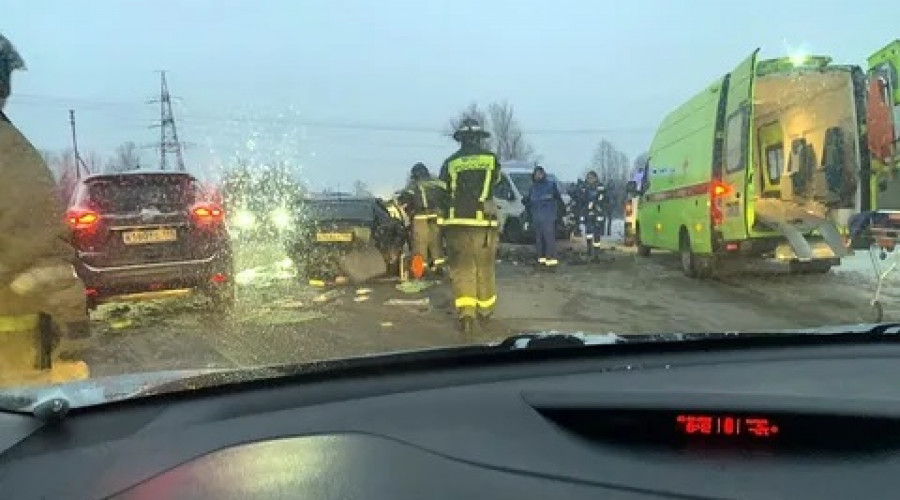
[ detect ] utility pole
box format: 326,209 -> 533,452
146,71 -> 187,171
68,109 -> 89,178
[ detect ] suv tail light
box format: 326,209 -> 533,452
191,203 -> 225,226
66,208 -> 100,230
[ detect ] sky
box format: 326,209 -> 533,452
4,0 -> 895,196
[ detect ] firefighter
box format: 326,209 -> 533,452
438,118 -> 501,335
0,33 -> 90,386
571,170 -> 608,259
522,165 -> 564,269
398,162 -> 448,274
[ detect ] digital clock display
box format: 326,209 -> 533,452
676,414 -> 779,438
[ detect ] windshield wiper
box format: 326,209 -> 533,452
496,323 -> 900,351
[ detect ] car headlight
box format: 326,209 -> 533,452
271,207 -> 292,230
233,209 -> 257,229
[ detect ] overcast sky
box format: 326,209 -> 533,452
4,0 -> 894,195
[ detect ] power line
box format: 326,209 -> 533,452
8,93 -> 655,136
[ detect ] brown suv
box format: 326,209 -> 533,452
66,171 -> 234,311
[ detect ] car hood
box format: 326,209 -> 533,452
1,323 -> 893,412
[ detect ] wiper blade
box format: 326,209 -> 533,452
496,332 -> 627,349
497,324 -> 900,351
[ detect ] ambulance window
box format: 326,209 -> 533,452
766,144 -> 783,184
725,107 -> 749,173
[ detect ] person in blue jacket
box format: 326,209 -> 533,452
522,165 -> 564,269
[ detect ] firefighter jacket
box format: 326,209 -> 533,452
571,180 -> 608,217
400,176 -> 448,220
0,111 -> 87,328
437,145 -> 501,227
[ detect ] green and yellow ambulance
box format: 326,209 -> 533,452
866,40 -> 900,213
634,49 -> 867,277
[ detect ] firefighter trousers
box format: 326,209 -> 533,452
444,226 -> 498,319
411,216 -> 445,268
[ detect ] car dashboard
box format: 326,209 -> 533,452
2,338 -> 900,499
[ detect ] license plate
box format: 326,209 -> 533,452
123,228 -> 178,245
316,232 -> 353,242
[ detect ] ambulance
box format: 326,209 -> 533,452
866,40 -> 900,212
633,49 -> 867,277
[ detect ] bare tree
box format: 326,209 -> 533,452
633,152 -> 650,170
587,139 -> 631,218
487,101 -> 535,161
55,149 -> 80,208
105,141 -> 142,173
446,103 -> 487,137
446,101 -> 536,160
83,150 -> 104,175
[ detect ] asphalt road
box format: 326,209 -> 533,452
58,235 -> 893,379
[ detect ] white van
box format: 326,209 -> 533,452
492,160 -> 573,243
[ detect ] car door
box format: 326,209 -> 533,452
720,49 -> 759,241
492,174 -> 517,229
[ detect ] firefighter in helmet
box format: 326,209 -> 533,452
398,162 -> 448,275
438,118 -> 501,336
0,33 -> 90,386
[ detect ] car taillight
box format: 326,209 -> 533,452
66,208 -> 100,230
192,204 -> 225,226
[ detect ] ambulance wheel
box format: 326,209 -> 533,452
680,229 -> 714,279
635,224 -> 651,257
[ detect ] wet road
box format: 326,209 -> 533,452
60,238 -> 891,378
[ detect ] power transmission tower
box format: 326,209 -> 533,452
146,71 -> 187,171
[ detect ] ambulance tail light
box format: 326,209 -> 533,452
710,180 -> 732,227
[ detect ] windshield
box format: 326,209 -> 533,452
1,2 -> 894,405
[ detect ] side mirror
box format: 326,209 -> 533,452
625,180 -> 638,195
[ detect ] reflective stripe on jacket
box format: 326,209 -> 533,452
438,146 -> 500,227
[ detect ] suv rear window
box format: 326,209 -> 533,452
85,175 -> 198,213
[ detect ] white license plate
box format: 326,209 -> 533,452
123,228 -> 178,245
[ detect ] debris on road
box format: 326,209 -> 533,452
395,280 -> 436,294
309,279 -> 326,287
353,295 -> 370,303
380,321 -> 394,328
273,299 -> 306,309
313,289 -> 344,304
356,288 -> 373,295
385,297 -> 431,307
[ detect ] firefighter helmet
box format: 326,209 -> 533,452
452,117 -> 490,142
